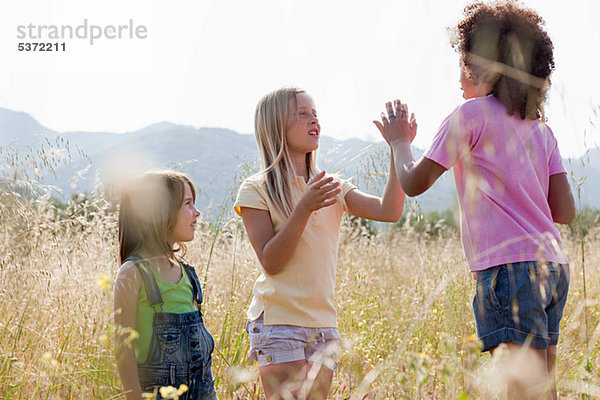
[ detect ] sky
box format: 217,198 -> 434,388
1,0 -> 599,158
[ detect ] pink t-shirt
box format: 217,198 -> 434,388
424,95 -> 568,271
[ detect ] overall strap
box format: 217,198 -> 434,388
181,262 -> 203,312
124,255 -> 164,311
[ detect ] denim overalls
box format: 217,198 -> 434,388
127,256 -> 218,400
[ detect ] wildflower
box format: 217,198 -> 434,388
99,334 -> 108,344
141,389 -> 157,399
117,326 -> 140,348
96,273 -> 112,290
159,384 -> 188,399
159,386 -> 177,399
461,333 -> 478,344
126,327 -> 140,341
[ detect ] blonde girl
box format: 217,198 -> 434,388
234,87 -> 406,399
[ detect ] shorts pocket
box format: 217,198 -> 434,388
478,265 -> 509,312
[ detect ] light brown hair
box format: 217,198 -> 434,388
118,171 -> 196,264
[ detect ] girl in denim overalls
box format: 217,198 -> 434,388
114,171 -> 218,400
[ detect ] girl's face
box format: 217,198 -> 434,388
169,183 -> 200,244
286,92 -> 320,155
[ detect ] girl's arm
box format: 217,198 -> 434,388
548,172 -> 575,224
240,171 -> 340,275
388,143 -> 446,197
376,100 -> 446,196
114,262 -> 144,400
344,152 -> 405,222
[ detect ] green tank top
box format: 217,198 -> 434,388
134,263 -> 197,362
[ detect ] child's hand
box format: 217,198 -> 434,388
298,171 -> 341,213
373,99 -> 417,145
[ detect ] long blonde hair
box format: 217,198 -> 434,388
254,87 -> 319,219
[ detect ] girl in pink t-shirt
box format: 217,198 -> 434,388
376,2 -> 574,398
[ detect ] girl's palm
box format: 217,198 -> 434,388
299,171 -> 341,212
373,100 -> 418,145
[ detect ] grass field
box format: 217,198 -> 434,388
1,174 -> 599,400
1,139 -> 599,399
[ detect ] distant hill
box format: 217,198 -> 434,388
1,107 -> 598,216
564,150 -> 600,208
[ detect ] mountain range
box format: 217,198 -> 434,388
1,107 -> 598,217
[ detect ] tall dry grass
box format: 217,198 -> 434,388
1,143 -> 600,399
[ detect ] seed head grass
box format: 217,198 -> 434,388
1,143 -> 599,399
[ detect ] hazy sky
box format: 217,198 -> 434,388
2,0 -> 599,157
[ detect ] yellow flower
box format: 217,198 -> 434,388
176,385 -> 188,396
99,334 -> 108,344
141,390 -> 157,399
96,273 -> 112,290
461,333 -> 478,343
115,326 -> 140,349
126,327 -> 140,341
159,384 -> 188,399
159,386 -> 177,399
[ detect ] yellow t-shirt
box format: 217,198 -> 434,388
234,172 -> 356,328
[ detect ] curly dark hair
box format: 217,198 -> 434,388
452,1 -> 554,120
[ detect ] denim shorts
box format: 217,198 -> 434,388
246,314 -> 341,370
473,261 -> 570,352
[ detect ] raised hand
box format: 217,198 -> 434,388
298,170 -> 341,213
373,99 -> 417,145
